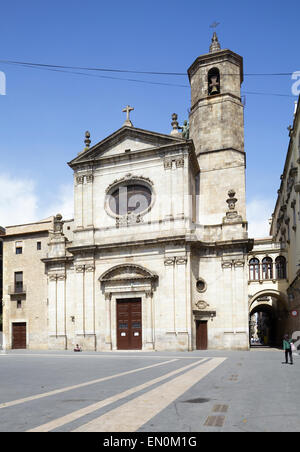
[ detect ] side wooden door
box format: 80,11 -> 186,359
12,322 -> 26,349
196,320 -> 208,350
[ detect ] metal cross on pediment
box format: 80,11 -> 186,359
122,105 -> 134,127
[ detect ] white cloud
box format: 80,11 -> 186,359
42,184 -> 74,221
0,173 -> 74,227
0,173 -> 39,226
247,198 -> 275,239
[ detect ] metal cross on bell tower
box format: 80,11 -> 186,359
122,105 -> 134,127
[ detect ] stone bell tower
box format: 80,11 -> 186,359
188,32 -> 246,227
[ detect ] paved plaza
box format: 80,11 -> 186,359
0,348 -> 299,433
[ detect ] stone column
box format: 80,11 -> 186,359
144,291 -> 154,350
75,175 -> 84,229
233,258 -> 249,348
164,256 -> 176,332
105,292 -> 112,349
48,274 -> 57,337
174,157 -> 185,220
163,158 -> 174,226
85,174 -> 94,228
84,264 -> 96,349
56,274 -> 66,340
175,256 -> 189,349
75,265 -> 85,337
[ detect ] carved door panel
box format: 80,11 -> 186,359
117,298 -> 142,350
196,320 -> 208,350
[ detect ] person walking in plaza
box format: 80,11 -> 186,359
283,334 -> 293,365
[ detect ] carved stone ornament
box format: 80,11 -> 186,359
234,260 -> 245,268
49,274 -> 57,281
164,257 -> 176,266
54,213 -> 64,234
116,212 -> 143,228
76,175 -> 84,184
221,261 -> 232,269
164,158 -> 172,170
175,157 -> 184,168
86,174 -> 94,183
85,264 -> 95,272
176,256 -> 187,265
164,156 -> 184,170
105,174 -> 153,194
195,300 -> 209,310
223,189 -> 243,224
75,265 -> 85,273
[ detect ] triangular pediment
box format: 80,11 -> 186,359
68,126 -> 185,167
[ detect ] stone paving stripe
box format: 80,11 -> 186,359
28,358 -> 209,432
0,353 -> 217,360
72,357 -> 226,432
204,415 -> 225,427
212,404 -> 228,413
0,359 -> 179,410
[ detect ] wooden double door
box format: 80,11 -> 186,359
117,298 -> 142,350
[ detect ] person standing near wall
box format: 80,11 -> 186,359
283,334 -> 293,365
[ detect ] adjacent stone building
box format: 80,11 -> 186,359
0,226 -> 4,329
270,96 -> 300,340
2,34 -> 254,351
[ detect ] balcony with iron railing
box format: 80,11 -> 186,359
8,284 -> 26,295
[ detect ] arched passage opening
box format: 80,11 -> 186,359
249,290 -> 288,347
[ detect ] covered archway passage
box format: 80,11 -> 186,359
249,290 -> 288,347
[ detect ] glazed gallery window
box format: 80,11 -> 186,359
108,184 -> 152,216
275,256 -> 287,279
262,257 -> 273,280
249,258 -> 260,280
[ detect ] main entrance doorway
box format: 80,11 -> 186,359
196,320 -> 208,350
116,298 -> 142,350
12,322 -> 26,349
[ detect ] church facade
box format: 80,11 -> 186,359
2,34 -> 254,351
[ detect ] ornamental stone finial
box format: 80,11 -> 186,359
170,113 -> 182,136
84,131 -> 91,150
54,213 -> 64,234
209,32 -> 221,53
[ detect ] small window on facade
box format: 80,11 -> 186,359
15,241 -> 23,254
17,300 -> 22,309
249,258 -> 260,280
37,241 -> 41,250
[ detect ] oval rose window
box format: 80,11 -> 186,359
108,184 -> 152,216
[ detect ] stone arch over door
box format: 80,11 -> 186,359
99,264 -> 158,351
249,289 -> 288,346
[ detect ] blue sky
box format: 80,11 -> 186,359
0,0 -> 299,236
